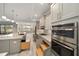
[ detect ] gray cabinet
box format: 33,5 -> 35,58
0,39 -> 21,54
10,39 -> 21,54
0,40 -> 9,53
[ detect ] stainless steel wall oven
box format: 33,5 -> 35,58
51,22 -> 78,56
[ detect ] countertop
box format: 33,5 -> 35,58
38,34 -> 51,43
0,34 -> 23,40
0,52 -> 8,56
37,30 -> 51,43
37,33 -> 51,46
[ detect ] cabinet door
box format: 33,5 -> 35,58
52,4 -> 58,21
62,3 -> 79,19
39,17 -> 45,27
10,39 -> 21,54
51,3 -> 63,22
58,3 -> 63,20
0,40 -> 9,53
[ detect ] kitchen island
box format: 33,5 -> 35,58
0,34 -> 24,55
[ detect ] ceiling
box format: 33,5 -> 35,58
0,3 -> 51,22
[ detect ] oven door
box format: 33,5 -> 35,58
52,40 -> 74,56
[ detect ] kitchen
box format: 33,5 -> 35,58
0,3 -> 79,56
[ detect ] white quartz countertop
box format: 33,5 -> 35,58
0,52 -> 8,56
0,34 -> 23,40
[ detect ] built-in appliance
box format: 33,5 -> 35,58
52,39 -> 74,56
51,22 -> 78,56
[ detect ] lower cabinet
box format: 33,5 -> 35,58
0,40 -> 9,53
0,39 -> 21,54
9,39 -> 21,54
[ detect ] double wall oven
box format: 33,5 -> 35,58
51,22 -> 78,56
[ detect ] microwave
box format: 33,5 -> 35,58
51,22 -> 78,56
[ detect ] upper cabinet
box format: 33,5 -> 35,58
51,3 -> 79,22
62,3 -> 79,19
39,16 -> 45,27
45,14 -> 51,30
51,3 -> 63,22
51,4 -> 58,21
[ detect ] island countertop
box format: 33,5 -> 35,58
0,34 -> 24,40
